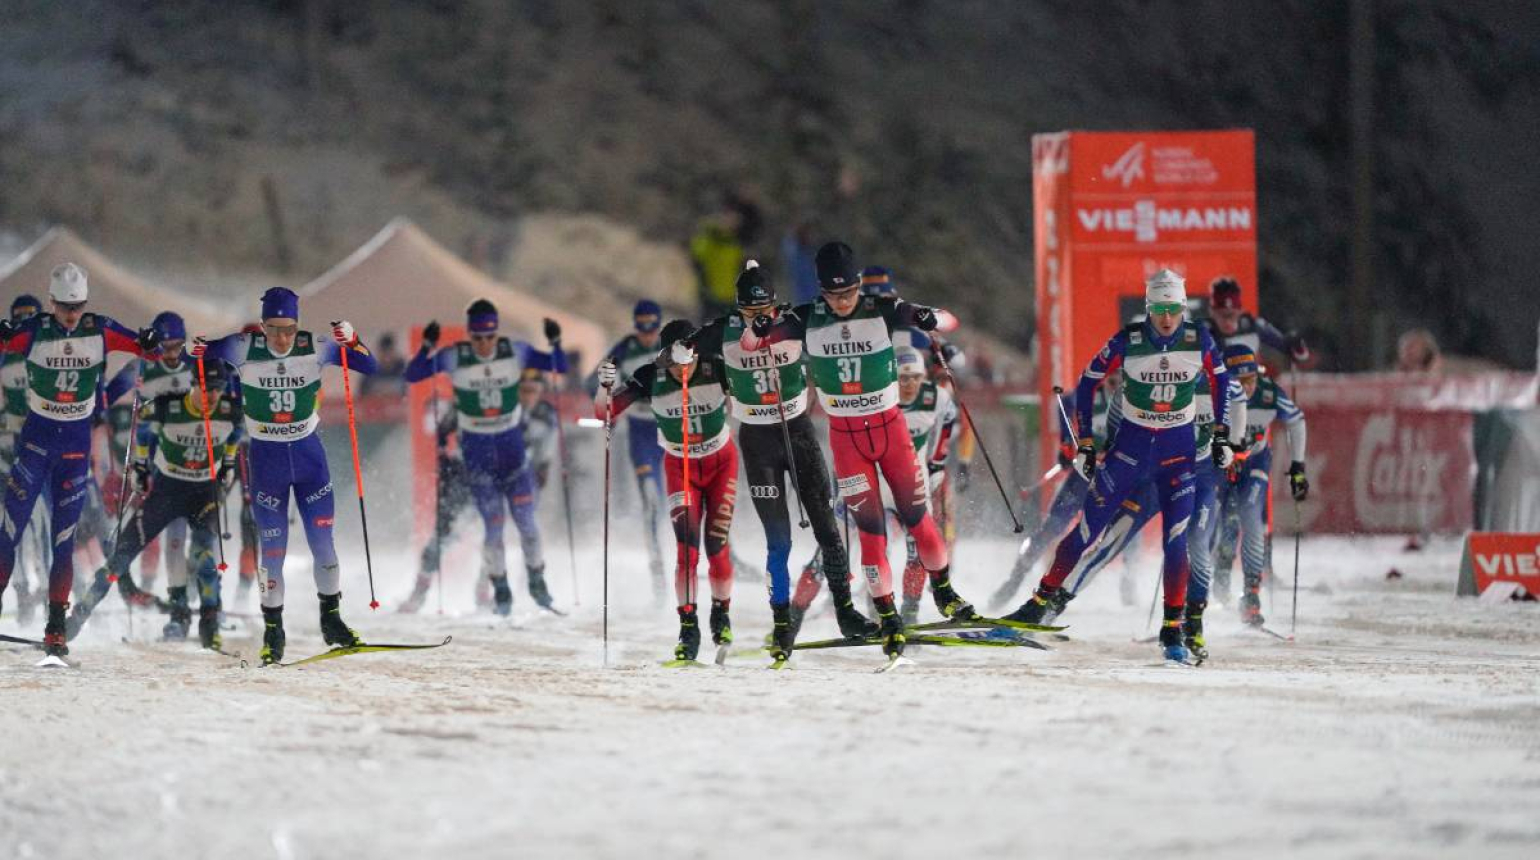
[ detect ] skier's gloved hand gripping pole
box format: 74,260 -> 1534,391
194,357 -> 228,572
928,328 -> 1023,532
332,320 -> 380,610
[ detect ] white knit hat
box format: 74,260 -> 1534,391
896,346 -> 926,376
49,263 -> 89,303
1145,268 -> 1186,307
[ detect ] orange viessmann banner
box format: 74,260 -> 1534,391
1033,130 -> 1257,457
1457,533 -> 1540,597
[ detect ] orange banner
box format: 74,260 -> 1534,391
1458,533 -> 1540,597
1034,130 -> 1257,466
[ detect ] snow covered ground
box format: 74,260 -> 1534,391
4,533 -> 1539,860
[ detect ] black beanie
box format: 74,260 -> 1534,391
735,261 -> 776,308
815,242 -> 859,291
659,319 -> 696,350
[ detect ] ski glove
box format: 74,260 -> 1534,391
422,320 -> 441,349
1073,437 -> 1097,481
912,306 -> 939,331
131,462 -> 153,495
0,319 -> 12,340
1211,426 -> 1236,470
136,327 -> 161,352
1288,461 -> 1309,501
669,341 -> 695,367
189,336 -> 209,358
750,313 -> 774,339
597,359 -> 618,388
216,458 -> 237,495
543,317 -> 562,344
330,320 -> 357,345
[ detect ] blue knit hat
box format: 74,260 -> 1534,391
260,287 -> 299,321
633,299 -> 663,333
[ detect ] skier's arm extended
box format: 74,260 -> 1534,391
1076,333 -> 1127,441
593,363 -> 653,420
737,304 -> 808,352
1200,326 -> 1229,433
404,345 -> 457,382
320,322 -> 377,375
101,316 -> 153,359
104,361 -> 139,406
1275,383 -> 1307,465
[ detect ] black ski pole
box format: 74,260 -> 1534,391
761,340 -> 808,528
429,381 -> 445,616
929,339 -> 1023,532
1291,499 -> 1302,637
601,380 -> 615,667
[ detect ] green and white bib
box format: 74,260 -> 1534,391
901,380 -> 954,458
238,333 -> 323,442
149,394 -> 238,482
721,314 -> 809,424
451,339 -> 523,435
650,362 -> 730,457
1118,323 -> 1205,430
1,351 -> 27,432
803,298 -> 899,417
24,314 -> 107,422
139,357 -> 194,400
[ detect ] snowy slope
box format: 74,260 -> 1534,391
4,534 -> 1539,860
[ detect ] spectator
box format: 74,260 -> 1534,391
1395,328 -> 1443,374
780,221 -> 820,305
362,331 -> 407,396
689,202 -> 745,320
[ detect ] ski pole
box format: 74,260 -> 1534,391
1143,564 -> 1162,635
428,380 -> 445,616
334,332 -> 379,610
1291,499 -> 1302,637
550,371 -> 582,604
761,339 -> 808,528
601,381 -> 615,667
194,357 -> 228,573
929,339 -> 1022,532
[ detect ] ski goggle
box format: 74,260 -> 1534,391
53,300 -> 86,313
1146,302 -> 1185,316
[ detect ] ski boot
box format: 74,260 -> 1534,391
1159,605 -> 1190,664
875,595 -> 905,658
526,564 -> 555,610
397,575 -> 431,614
1183,600 -> 1208,662
787,604 -> 806,641
929,568 -> 977,620
318,592 -> 361,647
1239,588 -> 1264,627
489,574 -> 514,617
260,606 -> 285,665
674,604 -> 701,662
900,595 -> 921,627
708,598 -> 733,648
198,605 -> 222,651
1004,584 -> 1066,625
116,572 -> 161,610
162,586 -> 191,640
825,547 -> 879,639
43,601 -> 69,658
1040,588 -> 1077,625
768,603 -> 795,667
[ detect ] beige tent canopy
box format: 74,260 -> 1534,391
299,218 -> 607,371
0,227 -> 238,336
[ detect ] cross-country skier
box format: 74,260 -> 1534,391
0,263 -> 160,657
596,320 -> 739,664
403,301 -> 565,615
740,241 -> 975,660
189,287 -> 376,665
516,367 -> 559,494
1212,344 -> 1308,627
594,300 -> 670,603
104,310 -> 196,591
1204,277 -> 1311,366
67,359 -> 242,649
687,261 -> 872,664
1004,269 -> 1232,663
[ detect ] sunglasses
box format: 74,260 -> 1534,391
54,301 -> 86,312
1147,302 -> 1185,316
822,286 -> 861,301
470,332 -> 498,341
263,322 -> 298,335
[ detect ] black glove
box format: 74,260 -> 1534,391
0,319 -> 13,340
136,327 -> 161,352
543,318 -> 562,344
1073,438 -> 1097,481
912,306 -> 939,331
750,313 -> 774,339
131,462 -> 152,495
216,458 -> 237,495
1288,461 -> 1309,501
1211,426 -> 1236,470
422,320 -> 441,349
